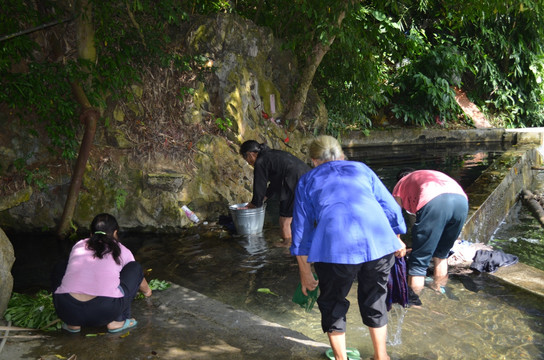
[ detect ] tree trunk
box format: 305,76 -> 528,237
56,0 -> 98,239
520,189 -> 544,227
56,95 -> 98,239
285,7 -> 347,132
76,0 -> 96,61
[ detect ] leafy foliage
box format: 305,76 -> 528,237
0,1 -> 78,160
3,291 -> 60,331
458,4 -> 544,127
316,5 -> 405,132
236,0 -> 544,130
2,0 -> 544,154
391,38 -> 468,126
135,279 -> 171,299
0,0 -> 197,182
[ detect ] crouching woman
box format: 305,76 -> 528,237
52,213 -> 152,333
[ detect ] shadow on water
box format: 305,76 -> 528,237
7,141 -> 544,359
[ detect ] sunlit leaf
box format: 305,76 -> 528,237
257,288 -> 279,296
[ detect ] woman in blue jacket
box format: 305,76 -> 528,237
290,135 -> 406,360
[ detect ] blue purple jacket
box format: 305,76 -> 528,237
290,160 -> 406,264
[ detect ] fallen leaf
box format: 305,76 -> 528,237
257,288 -> 278,296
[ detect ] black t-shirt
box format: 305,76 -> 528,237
251,149 -> 310,207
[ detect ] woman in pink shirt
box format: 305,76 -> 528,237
52,213 -> 152,333
392,169 -> 468,301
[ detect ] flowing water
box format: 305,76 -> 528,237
128,229 -> 544,359
491,169 -> 544,272
9,142 -> 544,359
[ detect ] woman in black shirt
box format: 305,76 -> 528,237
240,140 -> 310,247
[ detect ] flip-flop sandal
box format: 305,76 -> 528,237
61,323 -> 81,333
108,318 -> 138,333
325,347 -> 361,360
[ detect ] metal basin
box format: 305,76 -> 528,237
229,203 -> 266,235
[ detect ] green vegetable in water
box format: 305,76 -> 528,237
148,279 -> 171,291
135,279 -> 171,299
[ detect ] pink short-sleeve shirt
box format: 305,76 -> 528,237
55,238 -> 135,298
392,170 -> 467,214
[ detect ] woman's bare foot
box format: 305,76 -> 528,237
62,323 -> 81,333
107,318 -> 137,332
274,238 -> 291,248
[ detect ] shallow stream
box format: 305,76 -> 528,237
124,227 -> 544,359
8,141 -> 544,359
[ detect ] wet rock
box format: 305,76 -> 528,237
0,227 -> 15,315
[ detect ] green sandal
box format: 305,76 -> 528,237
325,347 -> 361,360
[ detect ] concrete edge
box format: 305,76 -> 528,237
156,284 -> 331,359
461,143 -> 544,299
461,146 -> 541,243
342,128 -> 512,147
491,262 -> 544,298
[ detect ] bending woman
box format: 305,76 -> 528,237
240,140 -> 310,247
52,213 -> 152,333
392,168 -> 468,297
290,135 -> 406,360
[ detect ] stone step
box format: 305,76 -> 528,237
491,262 -> 544,298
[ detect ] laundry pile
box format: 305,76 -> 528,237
447,240 -> 518,273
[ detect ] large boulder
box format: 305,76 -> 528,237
0,227 -> 15,316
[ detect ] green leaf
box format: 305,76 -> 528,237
257,288 -> 279,296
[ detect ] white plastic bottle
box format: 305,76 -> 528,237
181,205 -> 200,223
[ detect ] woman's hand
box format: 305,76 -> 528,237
296,255 -> 318,295
394,237 -> 406,258
300,272 -> 319,295
139,278 -> 152,297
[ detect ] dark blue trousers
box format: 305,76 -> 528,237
51,261 -> 144,327
408,193 -> 468,276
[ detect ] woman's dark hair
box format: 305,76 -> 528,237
240,140 -> 269,157
396,167 -> 416,182
88,213 -> 121,265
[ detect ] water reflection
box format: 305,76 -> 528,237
238,234 -> 268,272
128,227 -> 544,360
239,234 -> 268,256
344,143 -> 507,190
